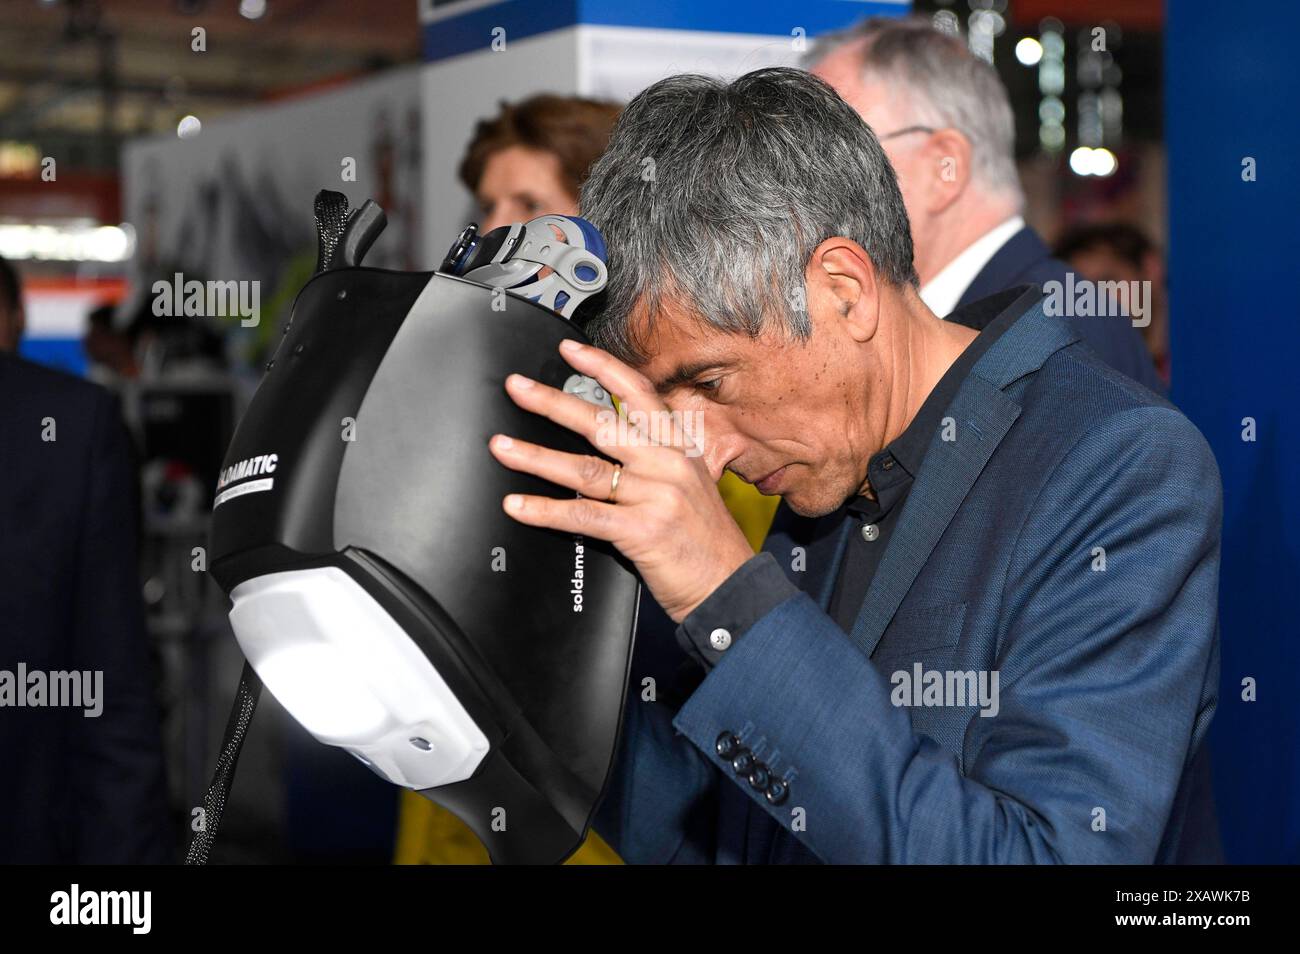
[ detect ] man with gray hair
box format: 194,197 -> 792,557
809,16 -> 1162,392
489,67 -> 1220,863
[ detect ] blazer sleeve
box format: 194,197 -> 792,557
592,687 -> 722,864
68,391 -> 173,863
669,405 -> 1222,863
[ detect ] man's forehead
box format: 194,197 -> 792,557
811,40 -> 869,86
628,298 -> 748,388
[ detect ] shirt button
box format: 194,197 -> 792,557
882,456 -> 895,471
861,523 -> 880,542
709,628 -> 732,651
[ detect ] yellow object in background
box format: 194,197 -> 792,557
393,790 -> 623,864
716,470 -> 781,553
393,472 -> 779,864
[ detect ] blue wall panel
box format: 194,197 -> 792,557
1167,0 -> 1300,864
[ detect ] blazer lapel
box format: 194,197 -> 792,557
844,378 -> 1021,659
843,299 -> 1076,660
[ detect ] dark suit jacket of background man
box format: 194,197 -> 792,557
958,226 -> 1165,394
0,353 -> 171,863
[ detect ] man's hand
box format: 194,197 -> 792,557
488,338 -> 754,623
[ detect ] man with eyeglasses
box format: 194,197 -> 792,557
810,16 -> 1164,393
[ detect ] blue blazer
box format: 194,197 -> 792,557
594,296 -> 1222,864
959,226 -> 1165,395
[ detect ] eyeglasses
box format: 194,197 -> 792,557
878,125 -> 936,141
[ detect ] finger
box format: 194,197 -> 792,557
557,340 -> 703,455
489,433 -> 630,502
503,373 -> 610,450
502,491 -> 627,542
557,339 -> 660,411
503,373 -> 667,465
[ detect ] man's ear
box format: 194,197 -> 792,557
925,128 -> 974,215
807,237 -> 881,343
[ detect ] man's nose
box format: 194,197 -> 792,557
698,429 -> 746,483
659,396 -> 743,481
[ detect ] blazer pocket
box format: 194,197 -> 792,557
874,600 -> 968,660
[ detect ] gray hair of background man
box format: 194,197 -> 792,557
578,67 -> 916,365
806,16 -> 1023,204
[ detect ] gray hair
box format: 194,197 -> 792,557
578,67 -> 916,366
807,16 -> 1023,203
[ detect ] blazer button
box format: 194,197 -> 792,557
715,731 -> 741,759
748,764 -> 771,791
766,778 -> 789,805
731,750 -> 755,775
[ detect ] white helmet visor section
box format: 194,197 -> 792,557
228,566 -> 489,790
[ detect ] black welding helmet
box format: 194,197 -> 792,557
193,191 -> 640,865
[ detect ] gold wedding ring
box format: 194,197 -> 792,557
609,465 -> 622,503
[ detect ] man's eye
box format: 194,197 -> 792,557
695,378 -> 722,393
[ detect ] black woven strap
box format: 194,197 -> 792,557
313,190 -> 351,274
184,662 -> 263,865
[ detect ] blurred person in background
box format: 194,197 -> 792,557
458,93 -> 622,233
0,257 -> 24,352
83,303 -> 141,383
1056,222 -> 1169,386
809,16 -> 1164,394
0,254 -> 172,863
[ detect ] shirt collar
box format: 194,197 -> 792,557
918,215 -> 1025,319
885,283 -> 1042,478
829,284 -> 1043,521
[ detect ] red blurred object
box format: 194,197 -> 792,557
1011,0 -> 1162,30
0,172 -> 121,223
